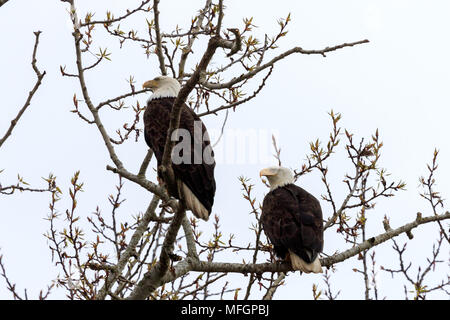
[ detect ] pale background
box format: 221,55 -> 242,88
0,0 -> 449,299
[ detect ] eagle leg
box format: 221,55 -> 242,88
284,252 -> 291,264
272,252 -> 289,266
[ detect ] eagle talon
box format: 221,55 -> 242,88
284,252 -> 291,263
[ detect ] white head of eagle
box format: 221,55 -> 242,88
143,76 -> 181,102
259,166 -> 295,191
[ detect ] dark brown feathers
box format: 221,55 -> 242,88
144,97 -> 216,215
261,183 -> 323,263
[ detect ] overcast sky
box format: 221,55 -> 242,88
0,0 -> 449,299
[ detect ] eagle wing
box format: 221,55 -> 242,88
144,98 -> 216,214
174,104 -> 216,213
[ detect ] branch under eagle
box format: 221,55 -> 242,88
128,211 -> 450,299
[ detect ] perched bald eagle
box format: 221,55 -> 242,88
260,166 -> 323,273
143,76 -> 216,221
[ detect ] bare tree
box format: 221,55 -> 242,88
0,31 -> 55,196
0,31 -> 56,300
1,0 -> 448,300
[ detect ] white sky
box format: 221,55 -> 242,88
0,0 -> 449,299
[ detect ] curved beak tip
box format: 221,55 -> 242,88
259,169 -> 270,178
143,80 -> 155,90
260,168 -> 276,178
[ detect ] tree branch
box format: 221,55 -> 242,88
97,194 -> 160,299
0,31 -> 46,149
106,164 -> 175,208
158,34 -> 226,194
125,211 -> 449,299
153,0 -> 167,75
193,212 -> 450,274
127,203 -> 186,300
79,0 -> 152,27
70,10 -> 124,169
138,149 -> 154,177
321,212 -> 450,267
201,39 -> 369,90
96,88 -> 149,110
177,0 -> 212,78
198,65 -> 273,117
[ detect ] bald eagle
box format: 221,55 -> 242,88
260,166 -> 323,273
143,76 -> 216,221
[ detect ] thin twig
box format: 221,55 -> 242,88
0,31 -> 46,149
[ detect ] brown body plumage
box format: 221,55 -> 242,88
143,77 -> 216,220
260,167 -> 323,273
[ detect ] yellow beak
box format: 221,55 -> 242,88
143,80 -> 158,90
259,168 -> 277,178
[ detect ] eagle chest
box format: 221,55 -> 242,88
262,188 -> 302,237
144,100 -> 173,161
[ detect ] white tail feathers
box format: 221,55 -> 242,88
289,250 -> 322,273
178,181 -> 210,221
